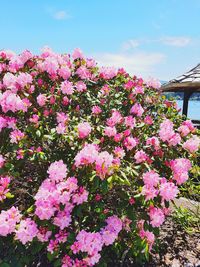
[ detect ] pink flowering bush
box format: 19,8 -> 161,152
0,47 -> 199,267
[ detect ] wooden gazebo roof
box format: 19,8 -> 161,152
161,64 -> 200,123
161,63 -> 200,92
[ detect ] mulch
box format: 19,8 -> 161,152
148,217 -> 200,267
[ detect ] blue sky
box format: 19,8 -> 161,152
1,0 -> 200,80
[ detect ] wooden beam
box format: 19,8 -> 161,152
161,82 -> 200,92
182,91 -> 193,116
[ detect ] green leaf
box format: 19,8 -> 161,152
0,263 -> 10,267
54,259 -> 61,267
5,192 -> 14,199
47,252 -> 56,262
36,130 -> 41,137
26,205 -> 34,213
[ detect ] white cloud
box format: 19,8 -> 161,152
122,39 -> 140,50
122,36 -> 192,50
160,36 -> 191,47
53,10 -> 71,20
93,51 -> 166,78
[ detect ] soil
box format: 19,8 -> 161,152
148,217 -> 200,267
121,217 -> 200,267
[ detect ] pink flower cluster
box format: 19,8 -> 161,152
178,120 -> 195,137
141,170 -> 179,203
47,160 -> 68,182
0,176 -> 10,201
15,218 -> 38,244
170,158 -> 192,185
138,220 -> 155,251
35,161 -> 88,231
77,122 -> 92,139
75,144 -> 115,179
159,119 -> 181,146
0,47 -> 199,264
0,90 -> 28,113
0,207 -> 21,236
148,206 -> 165,227
183,135 -> 200,153
10,129 -> 25,143
71,215 -> 122,266
56,112 -> 69,134
0,115 -> 17,132
130,103 -> 144,117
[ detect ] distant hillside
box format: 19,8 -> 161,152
164,92 -> 200,100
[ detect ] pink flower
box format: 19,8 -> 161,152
41,57 -> 59,75
0,155 -> 5,168
76,66 -> 91,79
104,126 -> 117,137
53,208 -> 72,230
77,122 -> 91,139
0,176 -> 11,201
37,227 -> 52,242
16,72 -> 33,88
168,133 -> 181,146
101,84 -> 111,95
0,91 -> 26,113
113,147 -> 125,158
71,230 -> 103,256
57,112 -> 69,124
141,185 -> 158,200
123,137 -> 138,150
61,81 -> 74,95
144,231 -> 155,251
29,114 -> 39,124
114,133 -> 123,142
92,105 -> 102,115
146,136 -> 160,151
144,115 -> 153,125
72,48 -> 84,60
0,207 -> 21,236
145,77 -> 161,89
58,66 -> 71,79
178,125 -> 191,137
76,81 -> 87,92
101,216 -> 122,246
134,150 -> 148,164
149,206 -> 165,227
47,239 -> 59,254
130,103 -> 144,117
183,135 -> 200,153
159,181 -> 179,201
3,72 -> 17,91
170,158 -> 191,185
72,186 -> 89,204
15,218 -> 38,244
124,116 -> 136,129
134,85 -> 144,95
47,160 -> 68,182
56,123 -> 66,134
10,129 -> 24,143
75,144 -> 99,167
159,119 -> 174,142
106,110 -> 123,127
99,66 -> 117,79
95,151 -> 113,179
142,170 -> 160,187
37,94 -> 47,107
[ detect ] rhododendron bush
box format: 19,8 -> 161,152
0,48 -> 199,267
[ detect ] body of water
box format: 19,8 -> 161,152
176,100 -> 200,120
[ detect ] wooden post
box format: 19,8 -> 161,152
182,91 -> 192,116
